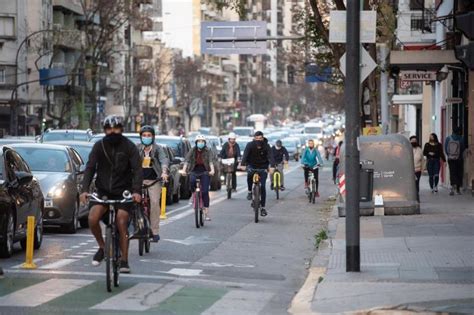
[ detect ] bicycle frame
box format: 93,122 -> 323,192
191,172 -> 207,228
273,170 -> 281,188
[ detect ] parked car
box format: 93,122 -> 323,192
282,137 -> 301,161
39,129 -> 94,142
89,133 -> 141,144
161,145 -> 182,205
0,146 -> 44,257
155,136 -> 192,199
0,138 -> 36,145
11,143 -> 85,233
233,126 -> 254,137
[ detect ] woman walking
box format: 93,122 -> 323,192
410,136 -> 423,201
423,133 -> 446,193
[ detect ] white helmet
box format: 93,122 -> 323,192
195,135 -> 206,143
228,132 -> 236,139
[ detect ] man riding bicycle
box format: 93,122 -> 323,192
270,140 -> 289,191
183,135 -> 215,221
80,115 -> 142,274
219,132 -> 241,191
241,131 -> 275,217
301,139 -> 324,197
137,125 -> 169,243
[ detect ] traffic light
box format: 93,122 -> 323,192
287,65 -> 295,84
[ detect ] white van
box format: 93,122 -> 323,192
303,122 -> 324,140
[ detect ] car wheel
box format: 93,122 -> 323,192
180,177 -> 192,199
64,201 -> 79,234
0,211 -> 15,258
79,217 -> 89,228
34,214 -> 43,249
173,182 -> 180,203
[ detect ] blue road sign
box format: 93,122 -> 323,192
305,64 -> 332,83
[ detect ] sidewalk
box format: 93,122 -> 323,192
290,176 -> 474,314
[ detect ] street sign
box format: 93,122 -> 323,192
305,64 -> 332,83
446,97 -> 463,104
400,71 -> 436,81
400,80 -> 411,89
339,47 -> 377,82
201,21 -> 267,55
329,11 -> 377,43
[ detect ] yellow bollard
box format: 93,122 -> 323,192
21,216 -> 37,269
160,186 -> 167,220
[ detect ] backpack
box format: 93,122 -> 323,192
446,137 -> 461,160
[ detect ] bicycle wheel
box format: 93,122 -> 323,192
113,232 -> 120,287
194,193 -> 200,229
311,180 -> 316,204
226,174 -> 232,199
105,226 -> 113,292
145,238 -> 150,253
200,208 -> 204,227
275,185 -> 279,200
138,239 -> 144,256
253,185 -> 260,223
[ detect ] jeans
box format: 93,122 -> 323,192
304,167 -> 319,192
190,172 -> 210,208
247,168 -> 268,207
426,158 -> 440,189
414,171 -> 421,201
448,159 -> 463,189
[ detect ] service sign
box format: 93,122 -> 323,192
400,71 -> 436,81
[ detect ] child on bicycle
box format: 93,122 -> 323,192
301,139 -> 324,197
271,140 -> 289,190
183,135 -> 215,221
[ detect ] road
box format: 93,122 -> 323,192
0,162 -> 335,315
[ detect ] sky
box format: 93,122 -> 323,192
162,0 -> 194,57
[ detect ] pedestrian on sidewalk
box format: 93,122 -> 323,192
423,133 -> 445,193
445,127 -> 465,195
410,136 -> 423,201
332,141 -> 343,184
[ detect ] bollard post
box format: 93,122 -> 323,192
21,216 -> 37,269
160,186 -> 167,220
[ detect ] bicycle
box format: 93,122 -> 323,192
88,191 -> 133,292
303,165 -> 320,204
221,158 -> 235,199
249,168 -> 267,223
138,180 -> 161,256
191,171 -> 208,229
272,164 -> 283,200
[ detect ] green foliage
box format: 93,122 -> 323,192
206,0 -> 247,19
314,229 -> 328,248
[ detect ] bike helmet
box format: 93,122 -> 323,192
195,134 -> 206,143
140,125 -> 155,137
228,132 -> 236,139
276,140 -> 282,146
103,115 -> 123,129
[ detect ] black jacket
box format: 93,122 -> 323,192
271,146 -> 289,164
241,138 -> 275,169
82,136 -> 143,196
219,142 -> 241,159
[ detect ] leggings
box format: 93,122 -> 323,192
190,172 -> 210,207
426,159 -> 440,189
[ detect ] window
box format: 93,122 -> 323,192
409,0 -> 424,10
0,69 -> 5,84
0,16 -> 15,37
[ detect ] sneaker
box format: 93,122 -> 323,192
0,267 -> 4,278
260,208 -> 267,216
434,186 -> 438,193
280,186 -> 285,191
92,248 -> 104,266
247,192 -> 252,200
119,261 -> 130,273
232,188 -> 237,192
456,189 -> 462,195
151,234 -> 160,243
449,188 -> 455,196
305,188 -> 310,195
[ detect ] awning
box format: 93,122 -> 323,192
390,50 -> 460,71
392,94 -> 423,105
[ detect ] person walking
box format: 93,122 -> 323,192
445,127 -> 465,195
423,133 -> 446,193
332,141 -> 343,184
410,136 -> 423,201
219,133 -> 241,191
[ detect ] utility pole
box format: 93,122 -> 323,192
379,43 -> 389,134
345,0 -> 361,272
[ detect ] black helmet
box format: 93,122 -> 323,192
103,115 -> 123,129
140,125 -> 155,137
276,140 -> 282,146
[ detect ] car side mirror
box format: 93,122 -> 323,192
76,164 -> 86,175
15,171 -> 33,186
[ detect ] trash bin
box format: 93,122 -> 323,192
360,168 -> 374,202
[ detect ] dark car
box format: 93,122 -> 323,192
39,129 -> 94,142
155,136 -> 192,199
11,143 -> 85,233
0,146 -> 44,257
161,145 -> 182,205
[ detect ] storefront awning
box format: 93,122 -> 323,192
390,50 -> 460,71
392,94 -> 423,105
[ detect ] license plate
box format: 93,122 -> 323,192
45,200 -> 53,208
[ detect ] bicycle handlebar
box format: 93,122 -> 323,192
301,165 -> 321,170
87,193 -> 134,204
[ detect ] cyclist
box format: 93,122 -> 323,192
137,125 -> 169,243
80,115 -> 142,274
241,131 -> 275,217
183,135 -> 215,221
301,139 -> 324,197
270,140 -> 289,190
219,132 -> 241,191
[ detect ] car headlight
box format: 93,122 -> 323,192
47,184 -> 66,198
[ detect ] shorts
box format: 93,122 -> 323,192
88,192 -> 135,214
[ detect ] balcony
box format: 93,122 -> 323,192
53,28 -> 86,50
134,17 -> 153,32
133,45 -> 153,59
53,0 -> 83,15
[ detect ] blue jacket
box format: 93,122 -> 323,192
444,134 -> 465,160
301,148 -> 323,168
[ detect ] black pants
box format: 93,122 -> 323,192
427,159 -> 441,189
247,169 -> 268,207
448,159 -> 463,189
332,159 -> 339,183
415,171 -> 421,201
304,168 -> 319,192
231,171 -> 237,190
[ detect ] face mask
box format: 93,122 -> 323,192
255,140 -> 263,147
411,142 -> 417,147
276,145 -> 281,149
104,133 -> 122,145
142,137 -> 153,146
197,142 -> 205,149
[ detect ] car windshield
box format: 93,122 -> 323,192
233,128 -> 252,136
71,146 -> 92,164
304,127 -> 322,134
156,138 -> 181,155
14,148 -> 70,172
283,140 -> 296,147
43,132 -> 88,142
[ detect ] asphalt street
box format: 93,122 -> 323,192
0,161 -> 336,315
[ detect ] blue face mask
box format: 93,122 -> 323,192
197,142 -> 205,149
141,137 -> 153,146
